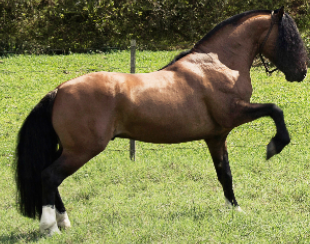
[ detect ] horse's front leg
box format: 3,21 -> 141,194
228,100 -> 290,159
205,135 -> 242,211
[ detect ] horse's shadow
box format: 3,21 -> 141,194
0,230 -> 42,243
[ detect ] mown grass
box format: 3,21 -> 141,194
0,51 -> 309,243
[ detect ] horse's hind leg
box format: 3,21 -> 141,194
52,147 -> 71,228
39,150 -> 96,235
55,188 -> 71,229
205,135 -> 242,211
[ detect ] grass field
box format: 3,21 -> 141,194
0,51 -> 309,243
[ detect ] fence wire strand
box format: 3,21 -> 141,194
1,45 -> 307,156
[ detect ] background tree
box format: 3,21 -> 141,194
0,0 -> 309,54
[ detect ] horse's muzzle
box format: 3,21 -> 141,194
286,69 -> 307,82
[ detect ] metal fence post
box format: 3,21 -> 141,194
130,40 -> 136,161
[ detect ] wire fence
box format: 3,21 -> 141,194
0,41 -> 309,159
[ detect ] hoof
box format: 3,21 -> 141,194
266,140 -> 277,160
39,221 -> 61,236
225,198 -> 245,213
234,205 -> 246,214
40,205 -> 61,236
266,135 -> 290,160
56,211 -> 71,229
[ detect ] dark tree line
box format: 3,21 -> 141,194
0,0 -> 309,54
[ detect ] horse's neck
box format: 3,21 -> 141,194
194,14 -> 272,73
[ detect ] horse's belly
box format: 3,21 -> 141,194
114,73 -> 222,143
117,110 -> 218,143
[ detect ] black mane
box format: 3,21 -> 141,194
275,13 -> 308,71
194,9 -> 271,49
160,9 -> 272,70
159,50 -> 192,70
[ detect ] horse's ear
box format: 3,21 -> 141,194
274,6 -> 284,21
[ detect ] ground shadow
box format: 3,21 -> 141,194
0,230 -> 42,243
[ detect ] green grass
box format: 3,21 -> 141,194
0,51 -> 309,243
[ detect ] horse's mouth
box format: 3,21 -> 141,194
285,70 -> 307,82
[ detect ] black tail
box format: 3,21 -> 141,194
14,89 -> 59,219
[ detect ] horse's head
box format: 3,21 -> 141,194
262,7 -> 308,82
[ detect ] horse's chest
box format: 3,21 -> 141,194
207,69 -> 252,101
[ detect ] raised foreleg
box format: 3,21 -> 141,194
224,100 -> 290,159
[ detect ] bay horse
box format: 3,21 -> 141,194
15,7 -> 307,236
